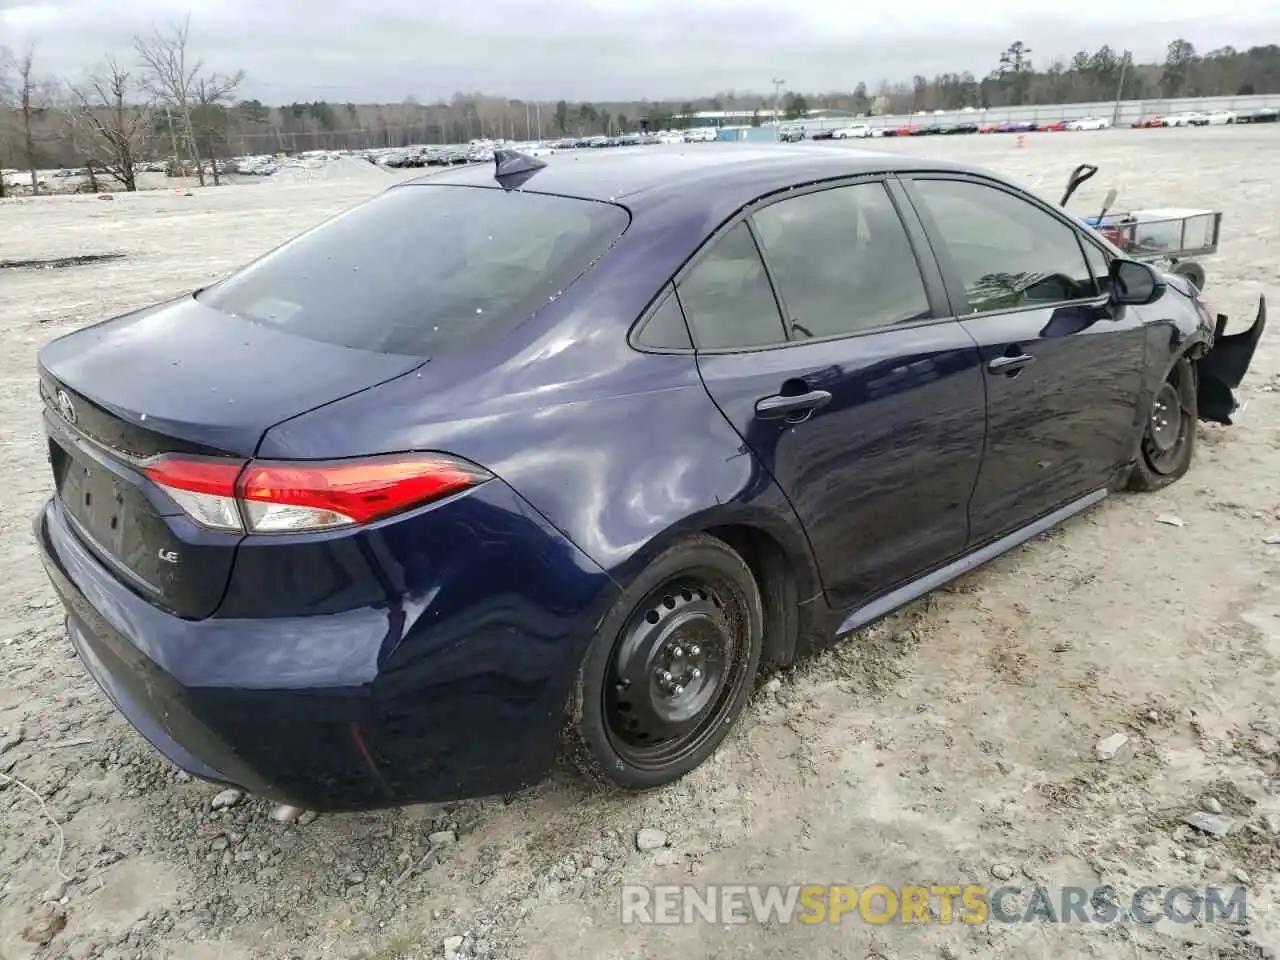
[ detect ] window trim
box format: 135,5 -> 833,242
630,174 -> 957,356
899,172 -> 1113,321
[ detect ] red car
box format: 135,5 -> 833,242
1132,116 -> 1164,128
1039,120 -> 1067,132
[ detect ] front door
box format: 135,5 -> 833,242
676,178 -> 986,612
900,174 -> 1147,545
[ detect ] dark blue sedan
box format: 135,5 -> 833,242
34,146 -> 1265,810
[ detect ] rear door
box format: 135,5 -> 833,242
900,174 -> 1146,545
681,178 -> 986,612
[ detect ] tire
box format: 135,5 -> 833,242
568,534 -> 764,791
1128,357 -> 1197,492
1171,260 -> 1206,292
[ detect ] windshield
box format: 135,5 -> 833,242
198,184 -> 629,357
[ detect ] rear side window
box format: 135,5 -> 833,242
634,286 -> 692,350
750,182 -> 931,338
909,178 -> 1097,315
198,185 -> 629,357
676,222 -> 786,350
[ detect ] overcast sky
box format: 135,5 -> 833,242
3,0 -> 1277,103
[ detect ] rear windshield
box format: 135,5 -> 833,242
197,184 -> 629,356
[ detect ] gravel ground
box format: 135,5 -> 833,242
1,126 -> 1279,960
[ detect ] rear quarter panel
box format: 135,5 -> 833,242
257,195 -> 823,606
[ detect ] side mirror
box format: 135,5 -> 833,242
1110,258 -> 1165,306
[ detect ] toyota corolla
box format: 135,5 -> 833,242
35,147 -> 1265,810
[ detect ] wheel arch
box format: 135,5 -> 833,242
1127,335 -> 1202,467
605,505 -> 824,670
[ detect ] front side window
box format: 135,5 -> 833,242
750,181 -> 931,338
909,178 -> 1098,315
198,185 -> 629,357
676,222 -> 786,350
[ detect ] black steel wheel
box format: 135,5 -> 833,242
569,535 -> 763,790
1129,357 -> 1197,491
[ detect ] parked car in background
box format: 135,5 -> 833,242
1238,108 -> 1278,123
810,128 -> 836,140
831,124 -> 871,139
1066,116 -> 1111,131
1132,116 -> 1165,128
777,127 -> 805,143
34,145 -> 1265,811
2,170 -> 48,189
1161,112 -> 1204,127
1204,110 -> 1237,125
683,128 -> 718,143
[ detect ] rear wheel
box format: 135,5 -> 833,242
569,535 -> 763,791
1128,357 -> 1197,491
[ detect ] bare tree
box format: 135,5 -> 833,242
0,46 -> 13,199
134,15 -> 204,184
15,43 -> 50,193
67,57 -> 153,192
193,70 -> 244,185
51,90 -> 100,192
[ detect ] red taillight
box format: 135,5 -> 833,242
239,456 -> 487,531
143,456 -> 245,532
143,453 -> 489,534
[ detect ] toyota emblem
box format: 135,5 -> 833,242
55,389 -> 77,425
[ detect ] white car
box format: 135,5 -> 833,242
1204,110 -> 1236,125
683,128 -> 718,143
1162,112 -> 1203,127
511,141 -> 557,157
1,171 -> 48,188
831,124 -> 871,139
1066,116 -> 1111,131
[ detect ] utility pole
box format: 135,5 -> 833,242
1111,50 -> 1130,127
771,77 -> 785,138
536,101 -> 542,141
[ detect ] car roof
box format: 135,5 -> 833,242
403,144 -> 975,213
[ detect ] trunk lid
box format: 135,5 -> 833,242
38,295 -> 424,619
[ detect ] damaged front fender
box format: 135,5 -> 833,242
1197,295 -> 1267,425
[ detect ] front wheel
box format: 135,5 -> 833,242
1128,357 -> 1197,491
568,535 -> 763,791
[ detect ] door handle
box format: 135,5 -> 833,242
987,353 -> 1036,374
754,389 -> 833,419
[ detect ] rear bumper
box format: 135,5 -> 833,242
34,483 -> 618,811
